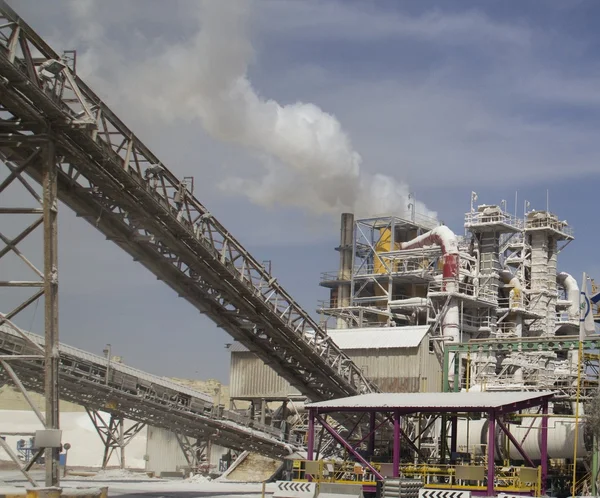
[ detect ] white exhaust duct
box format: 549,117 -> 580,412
400,226 -> 460,385
557,271 -> 580,322
499,269 -> 523,337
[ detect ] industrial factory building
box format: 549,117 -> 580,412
228,199 -> 600,484
2,0 -> 600,494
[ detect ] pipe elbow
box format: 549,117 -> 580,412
432,226 -> 459,254
500,270 -> 522,291
557,271 -> 578,291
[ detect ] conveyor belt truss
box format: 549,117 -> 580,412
0,324 -> 295,459
0,1 -> 377,403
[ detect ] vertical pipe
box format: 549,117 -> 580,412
337,213 -> 354,328
487,411 -> 495,496
440,416 -> 447,463
393,410 -> 400,477
450,416 -> 458,456
119,418 -> 125,470
307,409 -> 315,461
443,348 -> 450,392
572,340 -> 583,497
368,411 -> 376,456
43,139 -> 60,487
387,220 -> 395,326
453,352 -> 460,392
592,434 -> 598,497
541,400 -> 548,496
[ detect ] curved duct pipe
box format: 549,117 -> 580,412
557,273 -> 583,415
499,270 -> 523,337
557,272 -> 580,322
400,226 -> 459,385
400,226 -> 459,283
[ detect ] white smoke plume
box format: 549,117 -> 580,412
71,0 -> 436,221
193,1 -> 436,221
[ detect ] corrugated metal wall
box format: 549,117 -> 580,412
145,426 -> 228,474
229,343 -> 442,399
348,345 -> 441,392
230,352 -> 301,399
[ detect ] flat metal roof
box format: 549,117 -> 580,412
306,391 -> 555,412
328,326 -> 429,350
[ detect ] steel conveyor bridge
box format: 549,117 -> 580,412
0,324 -> 295,459
0,0 -> 376,432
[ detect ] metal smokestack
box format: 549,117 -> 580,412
335,213 -> 354,329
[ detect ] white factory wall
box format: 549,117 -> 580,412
145,426 -> 228,475
0,410 -> 147,468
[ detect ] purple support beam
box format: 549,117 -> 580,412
315,414 -> 383,480
487,410 -> 495,497
393,410 -> 400,478
308,409 -> 315,461
353,417 -> 388,452
368,411 -> 376,455
345,413 -> 366,442
541,400 -> 548,495
496,417 -> 535,468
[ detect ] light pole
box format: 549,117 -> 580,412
103,344 -> 111,385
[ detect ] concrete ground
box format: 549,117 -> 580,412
0,470 -> 276,498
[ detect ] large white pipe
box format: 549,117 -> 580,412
400,226 -> 459,283
400,226 -> 460,383
557,271 -> 579,321
399,226 -> 460,343
455,417 -> 588,460
499,270 -> 523,336
557,272 -> 583,414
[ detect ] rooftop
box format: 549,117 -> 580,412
328,325 -> 429,350
306,391 -> 555,413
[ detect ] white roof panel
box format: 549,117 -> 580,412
327,326 -> 429,350
306,391 -> 555,411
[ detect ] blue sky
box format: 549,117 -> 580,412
6,0 -> 600,383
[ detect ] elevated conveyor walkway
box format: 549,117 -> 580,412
0,324 -> 297,459
0,0 -> 377,404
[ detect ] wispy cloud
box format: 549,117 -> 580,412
13,0 -> 600,214
257,1 -> 532,48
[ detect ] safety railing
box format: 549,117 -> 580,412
428,279 -> 497,303
354,259 -> 439,278
465,210 -> 523,230
320,271 -> 349,283
497,291 -> 529,310
525,216 -> 573,237
292,459 -> 540,496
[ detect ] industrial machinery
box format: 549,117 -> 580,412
0,0 -> 597,494
313,204 -> 598,494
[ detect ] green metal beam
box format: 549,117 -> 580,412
446,336 -> 600,354
442,336 -> 600,393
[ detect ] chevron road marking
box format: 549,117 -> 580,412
419,490 -> 471,498
274,481 -> 318,498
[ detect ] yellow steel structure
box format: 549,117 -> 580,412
374,228 -> 399,274
292,459 -> 541,496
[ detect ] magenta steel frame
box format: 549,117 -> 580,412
307,394 -> 552,496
